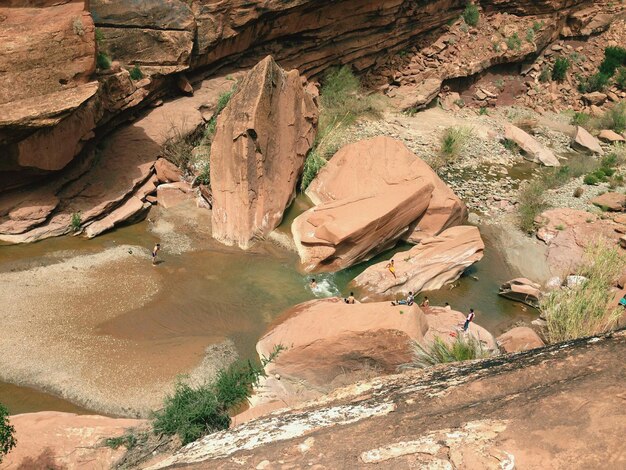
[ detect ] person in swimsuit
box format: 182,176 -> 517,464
152,243 -> 161,265
345,292 -> 356,304
309,278 -> 317,290
421,296 -> 430,308
385,259 -> 397,279
392,291 -> 414,306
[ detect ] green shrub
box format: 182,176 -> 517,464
532,21 -> 544,32
502,138 -> 520,153
129,65 -> 143,80
616,67 -> 626,91
95,28 -> 104,44
518,179 -> 548,233
478,106 -> 488,115
539,66 -> 551,83
571,111 -> 591,127
525,28 -> 534,43
0,403 -> 16,464
578,72 -> 610,93
406,335 -> 493,368
506,33 -> 522,51
542,243 -> 624,343
439,127 -> 470,162
598,102 -> 626,134
70,212 -> 81,232
583,174 -> 599,185
573,186 -> 584,198
153,345 -> 283,445
105,432 -> 139,450
96,51 -> 111,70
301,151 -> 327,191
552,57 -> 570,82
599,46 -> 626,77
462,3 -> 480,26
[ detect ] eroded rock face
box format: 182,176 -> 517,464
498,278 -> 542,307
307,136 -> 467,243
497,326 -> 545,353
252,298 -> 494,408
293,182 -> 434,272
210,56 -> 318,249
352,226 -> 485,297
504,124 -> 560,166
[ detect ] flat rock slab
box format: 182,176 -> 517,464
591,192 -> 626,211
504,123 -> 560,166
573,125 -> 604,155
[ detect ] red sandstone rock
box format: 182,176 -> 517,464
157,182 -> 194,209
498,278 -> 542,307
293,182 -> 434,272
591,192 -> 626,211
155,158 -> 183,183
84,196 -> 151,238
252,299 -> 495,407
2,412 -> 143,470
210,56 -> 318,249
598,129 -> 625,143
306,136 -> 467,242
352,226 -> 484,296
504,124 -> 560,166
573,126 -> 604,155
497,327 -> 545,353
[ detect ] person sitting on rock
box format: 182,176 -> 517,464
444,302 -> 452,310
344,292 -> 356,304
421,296 -> 430,308
385,259 -> 397,279
463,308 -> 475,332
391,291 -> 414,306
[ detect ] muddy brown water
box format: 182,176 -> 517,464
0,199 -> 535,416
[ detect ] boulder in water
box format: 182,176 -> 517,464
210,56 -> 318,249
504,124 -> 560,167
498,278 -> 542,308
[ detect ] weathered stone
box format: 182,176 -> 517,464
156,182 -> 193,209
210,56 -> 318,249
582,92 -> 607,105
84,196 -> 150,238
154,158 -> 183,183
498,278 -> 542,307
497,327 -> 545,353
394,78 -> 442,111
591,192 -> 626,212
307,136 -> 467,243
352,226 -> 484,296
504,124 -> 560,166
598,129 -> 625,143
573,126 -> 604,154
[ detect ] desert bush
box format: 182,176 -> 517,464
439,126 -> 470,162
597,101 -> 626,134
300,66 -> 384,190
525,28 -> 534,44
577,72 -> 609,93
518,179 -> 548,233
0,403 -> 16,464
506,33 -> 521,51
406,335 -> 493,369
599,46 -> 626,77
542,243 -> 625,343
552,57 -> 570,82
478,106 -> 489,115
539,66 -> 551,83
571,111 -> 591,127
532,21 -> 544,32
462,3 -> 480,27
616,67 -> 626,91
152,345 -> 283,445
583,174 -> 599,185
129,65 -> 143,81
104,431 -> 141,450
573,186 -> 584,198
70,212 -> 81,232
96,51 -> 111,70
502,138 -> 520,154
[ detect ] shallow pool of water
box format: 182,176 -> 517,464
0,382 -> 92,416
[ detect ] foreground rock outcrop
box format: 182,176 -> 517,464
250,299 -> 494,408
497,326 -> 545,353
353,226 -> 484,297
2,412 -> 143,469
149,330 -> 626,470
210,56 -> 318,249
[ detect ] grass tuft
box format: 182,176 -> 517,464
405,335 -> 493,369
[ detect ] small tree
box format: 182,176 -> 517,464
462,3 -> 480,26
552,57 -> 570,82
0,403 -> 16,464
129,64 -> 143,81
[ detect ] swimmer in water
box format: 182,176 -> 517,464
309,278 -> 317,290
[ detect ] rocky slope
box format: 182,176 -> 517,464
150,329 -> 626,469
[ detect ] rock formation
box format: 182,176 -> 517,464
591,192 -> 626,212
306,136 -> 467,242
292,182 -> 434,272
573,125 -> 604,154
210,56 -> 318,249
2,411 -> 144,469
252,298 -> 494,408
497,326 -> 545,353
498,278 -> 542,307
352,226 -> 484,297
504,124 -> 560,166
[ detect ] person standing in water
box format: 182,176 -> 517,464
463,308 -> 475,332
152,243 -> 161,265
309,278 -> 317,290
385,259 -> 397,279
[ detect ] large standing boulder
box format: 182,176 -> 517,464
210,56 -> 318,249
497,327 -> 545,353
253,298 -> 495,407
504,124 -> 560,167
293,181 -> 434,272
307,136 -> 467,242
352,226 -> 484,297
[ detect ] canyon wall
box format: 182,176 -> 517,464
0,0 -> 590,192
